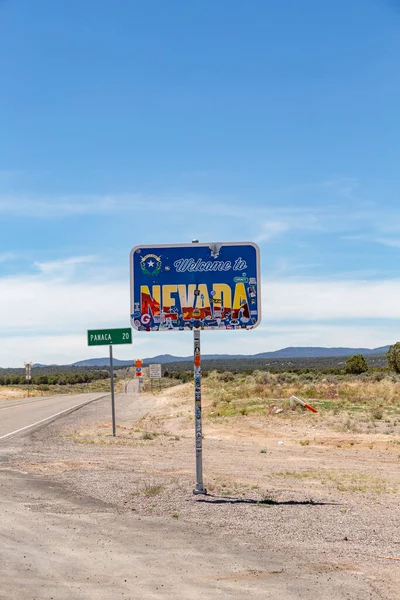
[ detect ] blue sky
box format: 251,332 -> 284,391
1,0 -> 400,366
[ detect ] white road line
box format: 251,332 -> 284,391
0,396 -> 107,441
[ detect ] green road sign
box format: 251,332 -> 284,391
87,328 -> 132,346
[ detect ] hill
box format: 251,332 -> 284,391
253,346 -> 390,359
23,345 -> 391,370
71,358 -> 134,367
143,346 -> 391,364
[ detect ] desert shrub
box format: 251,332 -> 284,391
370,405 -> 384,420
220,372 -> 235,382
344,355 -> 369,375
386,342 -> 400,373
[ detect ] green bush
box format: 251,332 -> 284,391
344,354 -> 369,375
386,343 -> 400,374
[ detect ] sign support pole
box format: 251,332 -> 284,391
193,328 -> 206,495
109,344 -> 116,437
130,240 -> 261,496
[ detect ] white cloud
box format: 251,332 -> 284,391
6,271 -> 400,340
0,185 -> 398,256
375,238 -> 400,249
262,279 -> 400,320
1,254 -> 400,366
34,255 -> 97,277
0,252 -> 17,263
279,177 -> 360,198
0,194 -> 240,218
1,322 -> 396,368
4,334 -> 93,367
254,221 -> 291,243
0,271 -> 128,336
0,196 -> 118,217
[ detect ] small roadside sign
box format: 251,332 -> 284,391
149,364 -> 162,379
24,362 -> 32,386
135,359 -> 143,379
86,327 -> 132,438
87,328 -> 132,346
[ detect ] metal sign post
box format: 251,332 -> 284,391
24,362 -> 32,397
149,363 -> 162,394
135,359 -> 143,392
109,344 -> 116,437
193,328 -> 206,494
24,362 -> 32,384
87,327 -> 132,436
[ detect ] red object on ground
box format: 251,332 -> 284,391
304,403 -> 318,413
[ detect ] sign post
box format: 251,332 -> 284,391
149,363 -> 162,392
135,359 -> 143,391
109,344 -> 116,436
87,327 -> 132,436
24,362 -> 32,384
24,362 -> 32,397
149,364 -> 162,379
130,241 -> 261,494
191,239 -> 206,494
193,328 -> 205,494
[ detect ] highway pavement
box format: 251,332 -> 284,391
0,392 -> 108,441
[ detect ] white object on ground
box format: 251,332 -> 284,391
290,395 -> 318,413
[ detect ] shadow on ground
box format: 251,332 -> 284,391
195,495 -> 339,506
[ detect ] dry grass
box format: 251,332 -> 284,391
140,481 -> 164,496
273,469 -> 397,494
202,370 -> 400,435
0,387 -> 44,401
205,370 -> 400,404
0,378 -> 128,400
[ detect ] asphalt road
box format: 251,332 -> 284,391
0,392 -> 107,440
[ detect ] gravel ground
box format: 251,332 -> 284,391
3,384 -> 400,599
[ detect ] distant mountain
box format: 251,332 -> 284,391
143,346 -> 390,363
253,346 -> 391,359
142,354 -> 188,364
29,345 -> 391,369
72,358 -> 134,367
142,354 -> 249,364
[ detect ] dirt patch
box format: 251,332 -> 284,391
0,388 -> 30,401
6,382 -> 400,599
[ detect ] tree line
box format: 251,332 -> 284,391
0,370 -> 109,386
343,343 -> 400,374
163,343 -> 400,378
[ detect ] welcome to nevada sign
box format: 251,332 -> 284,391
130,242 -> 261,332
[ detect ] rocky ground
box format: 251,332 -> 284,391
3,382 -> 400,599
